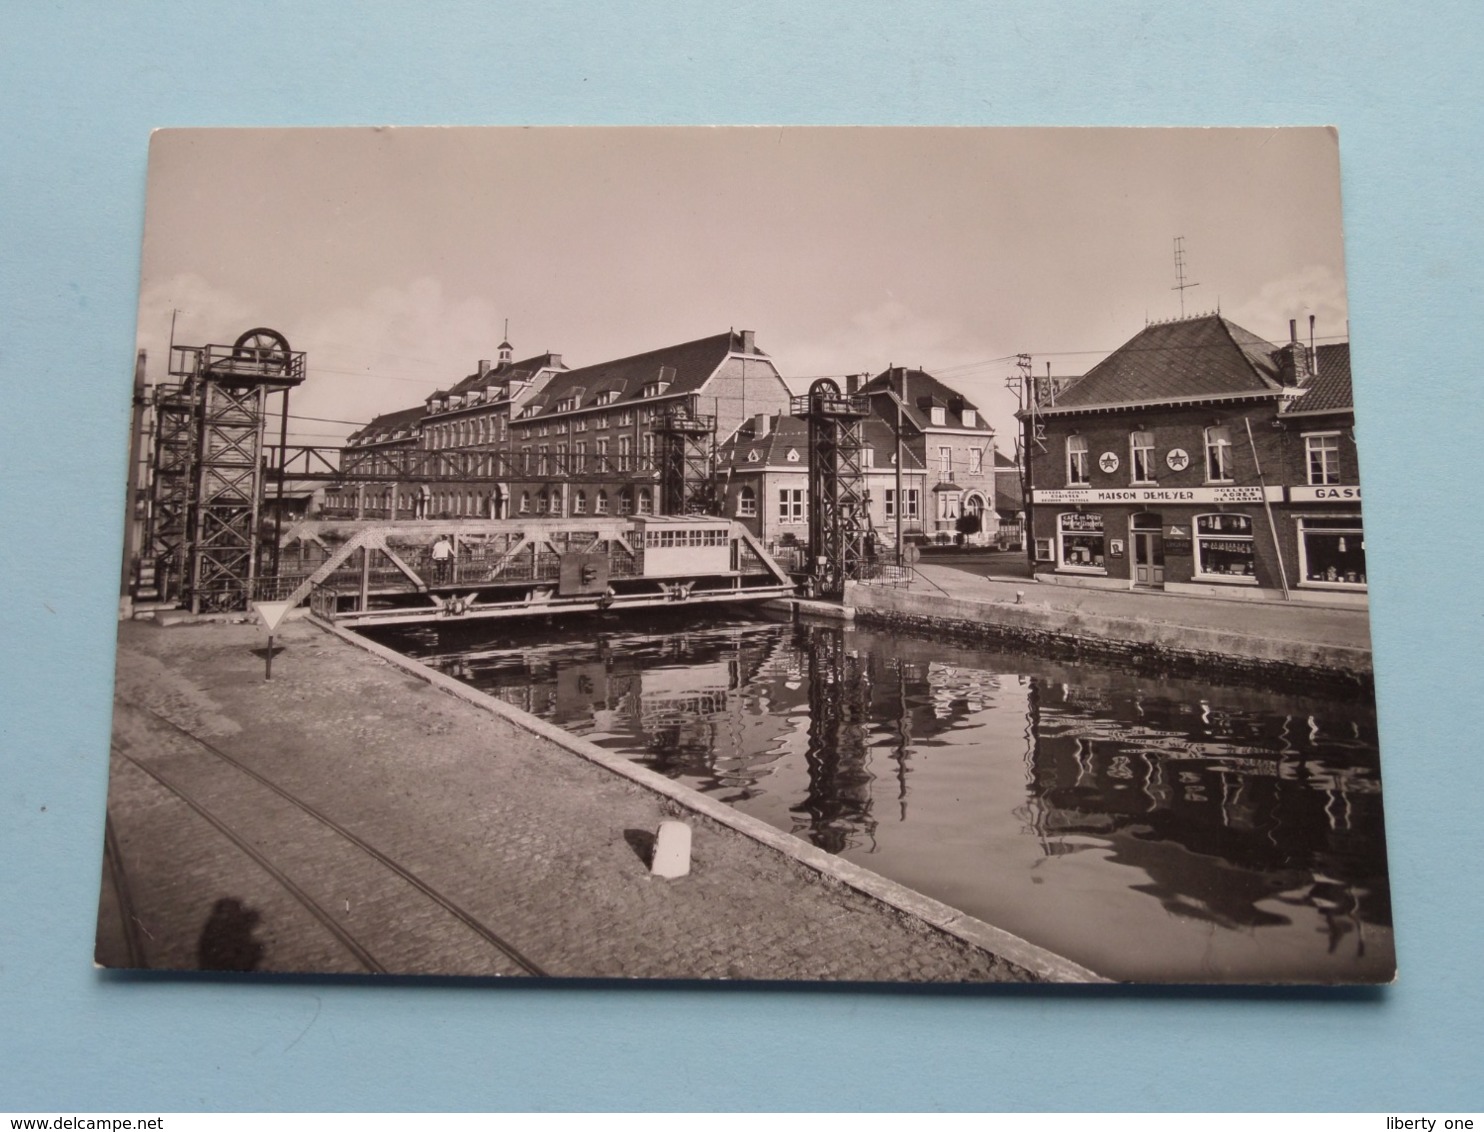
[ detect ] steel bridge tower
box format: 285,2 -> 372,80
793,378 -> 871,598
656,402 -> 717,515
142,328 -> 306,612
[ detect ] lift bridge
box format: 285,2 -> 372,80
134,327 -> 872,622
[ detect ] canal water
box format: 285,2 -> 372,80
367,609 -> 1393,983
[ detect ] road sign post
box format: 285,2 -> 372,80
251,600 -> 293,680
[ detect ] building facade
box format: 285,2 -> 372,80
1021,314 -> 1366,605
715,412 -> 928,552
856,367 -> 998,544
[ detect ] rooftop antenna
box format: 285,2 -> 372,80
1172,236 -> 1200,318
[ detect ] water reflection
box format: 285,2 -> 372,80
371,610 -> 1392,982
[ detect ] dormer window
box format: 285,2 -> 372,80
642,381 -> 670,398
596,390 -> 620,406
747,449 -> 760,463
930,406 -> 946,426
786,448 -> 801,463
963,409 -> 977,428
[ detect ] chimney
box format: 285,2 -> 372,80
478,359 -> 491,378
753,412 -> 771,439
739,329 -> 755,354
1308,315 -> 1319,378
1278,318 -> 1310,386
548,353 -> 562,368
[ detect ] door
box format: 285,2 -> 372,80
1133,531 -> 1165,586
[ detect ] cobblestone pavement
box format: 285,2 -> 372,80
913,563 -> 1372,652
100,617 -> 1047,982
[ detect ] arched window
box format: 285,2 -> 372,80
618,487 -> 634,516
519,492 -> 530,514
574,490 -> 587,515
738,485 -> 757,517
595,490 -> 609,515
637,488 -> 653,515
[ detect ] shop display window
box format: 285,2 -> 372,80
1057,512 -> 1105,572
1195,513 -> 1255,582
1299,516 -> 1366,586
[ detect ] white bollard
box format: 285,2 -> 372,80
651,820 -> 692,879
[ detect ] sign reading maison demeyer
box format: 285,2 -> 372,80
1032,486 -> 1283,505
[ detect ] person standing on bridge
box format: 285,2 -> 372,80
431,533 -> 455,584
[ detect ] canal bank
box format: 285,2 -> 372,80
100,616 -> 1099,983
844,564 -> 1372,696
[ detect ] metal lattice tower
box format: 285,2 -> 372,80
141,328 -> 305,612
793,378 -> 870,598
145,383 -> 202,603
657,402 -> 717,515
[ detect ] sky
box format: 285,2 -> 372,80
134,126 -> 1349,449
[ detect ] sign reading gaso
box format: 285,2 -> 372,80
252,600 -> 293,633
1289,484 -> 1361,502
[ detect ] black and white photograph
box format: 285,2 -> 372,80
98,126 -> 1390,985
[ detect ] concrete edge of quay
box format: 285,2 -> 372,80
311,615 -> 1108,985
843,583 -> 1373,697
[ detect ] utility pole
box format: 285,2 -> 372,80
121,348 -> 149,607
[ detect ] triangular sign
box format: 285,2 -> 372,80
1167,526 -> 1189,537
252,601 -> 293,633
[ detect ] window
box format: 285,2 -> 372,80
574,417 -> 587,432
573,442 -> 586,472
963,409 -> 977,428
884,489 -> 895,518
968,449 -> 982,476
1204,426 -> 1234,482
538,445 -> 550,475
905,489 -> 919,519
1195,513 -> 1255,582
573,491 -> 587,515
779,488 -> 805,523
939,447 -> 952,477
596,390 -> 620,406
1305,433 -> 1341,486
1130,430 -> 1156,484
938,492 -> 961,521
930,406 -> 946,426
1057,512 -> 1105,572
595,414 -> 610,430
786,448 -> 800,463
1066,436 -> 1090,485
637,488 -> 653,515
519,492 -> 530,514
595,490 -> 609,515
862,448 -> 874,469
747,448 -> 760,463
642,434 -> 655,461
618,410 -> 634,426
1298,516 -> 1366,586
618,435 -> 632,469
618,488 -> 634,516
595,438 -> 609,469
521,445 -> 532,473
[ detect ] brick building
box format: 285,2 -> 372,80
856,367 -> 998,544
504,329 -> 791,520
1021,313 -> 1365,604
715,412 -> 927,551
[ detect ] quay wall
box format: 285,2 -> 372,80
317,617 -> 1104,983
844,582 -> 1373,698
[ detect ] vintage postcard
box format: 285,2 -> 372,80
98,127 -> 1390,983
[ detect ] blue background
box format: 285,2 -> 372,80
2,1 -> 1480,1111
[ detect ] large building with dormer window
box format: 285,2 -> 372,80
504,329 -> 791,520
1021,313 -> 1365,605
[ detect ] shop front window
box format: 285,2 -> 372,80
1057,512 -> 1105,572
1305,433 -> 1341,485
1299,516 -> 1366,586
1066,436 -> 1090,485
1195,513 -> 1256,582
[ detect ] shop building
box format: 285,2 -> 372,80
1021,313 -> 1366,605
